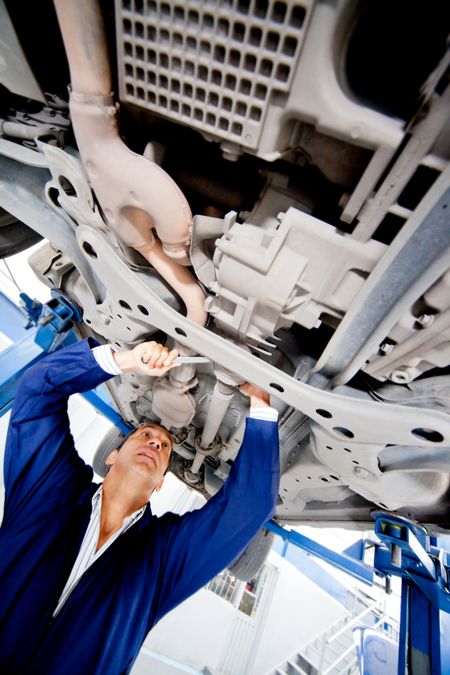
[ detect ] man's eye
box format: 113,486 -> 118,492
163,442 -> 168,449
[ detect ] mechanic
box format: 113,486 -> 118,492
0,337 -> 279,674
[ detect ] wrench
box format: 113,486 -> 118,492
173,356 -> 211,365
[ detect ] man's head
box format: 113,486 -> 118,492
105,423 -> 173,494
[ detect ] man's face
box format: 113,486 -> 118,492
106,424 -> 173,492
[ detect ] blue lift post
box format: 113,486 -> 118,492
266,514 -> 450,674
1,290 -> 450,673
373,513 -> 450,674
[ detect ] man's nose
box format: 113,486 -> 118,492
148,439 -> 160,450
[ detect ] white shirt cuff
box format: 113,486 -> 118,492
92,344 -> 124,375
249,406 -> 278,422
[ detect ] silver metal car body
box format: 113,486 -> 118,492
0,0 -> 449,530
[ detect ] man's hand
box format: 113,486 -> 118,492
239,382 -> 270,408
113,341 -> 179,376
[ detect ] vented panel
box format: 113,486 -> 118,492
116,0 -> 311,149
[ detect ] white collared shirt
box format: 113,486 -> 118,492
53,486 -> 146,617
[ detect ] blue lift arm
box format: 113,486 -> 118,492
265,519 -> 374,586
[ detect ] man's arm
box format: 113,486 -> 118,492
3,339 -> 115,518
3,338 -> 177,521
153,387 -> 279,621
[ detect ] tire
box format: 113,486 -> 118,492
0,209 -> 42,258
228,528 -> 275,581
92,427 -> 127,477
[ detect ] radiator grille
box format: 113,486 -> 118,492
116,0 -> 310,149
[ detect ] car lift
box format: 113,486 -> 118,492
0,291 -> 131,434
266,518 -> 450,675
1,292 -> 450,674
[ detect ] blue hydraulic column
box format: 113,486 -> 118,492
407,584 -> 449,675
370,513 -> 450,674
397,579 -> 409,675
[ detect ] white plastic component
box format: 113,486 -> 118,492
199,207 -> 385,343
115,0 -> 403,215
116,0 -> 313,150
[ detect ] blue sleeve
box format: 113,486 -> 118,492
155,418 -> 279,620
3,338 -> 114,521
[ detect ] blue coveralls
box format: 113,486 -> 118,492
0,339 -> 279,674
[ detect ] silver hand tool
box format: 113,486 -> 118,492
173,356 -> 211,365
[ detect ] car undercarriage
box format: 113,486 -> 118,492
1,0 -> 450,532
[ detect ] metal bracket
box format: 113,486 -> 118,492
74,224 -> 450,450
21,292 -> 80,352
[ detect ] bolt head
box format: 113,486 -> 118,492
390,367 -> 420,384
379,342 -> 394,355
417,313 -> 434,327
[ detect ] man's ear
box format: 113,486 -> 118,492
106,449 -> 119,467
154,476 -> 165,492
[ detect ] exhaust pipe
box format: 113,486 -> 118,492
53,0 -> 194,267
